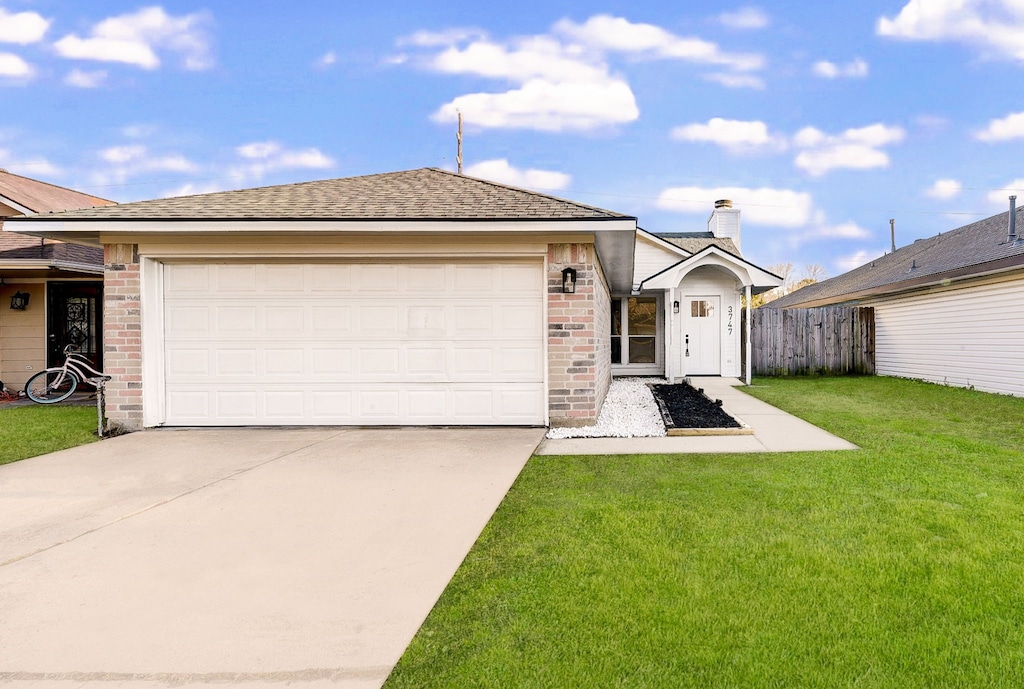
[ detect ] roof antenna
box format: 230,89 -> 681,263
456,110 -> 463,175
890,218 -> 896,253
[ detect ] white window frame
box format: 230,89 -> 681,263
611,293 -> 664,377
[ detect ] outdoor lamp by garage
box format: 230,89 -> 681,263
561,267 -> 577,294
10,291 -> 29,310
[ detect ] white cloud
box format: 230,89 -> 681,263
793,123 -> 905,176
835,249 -> 883,272
54,6 -> 213,70
718,7 -> 770,30
878,0 -> 1024,63
0,51 -> 32,78
812,58 -> 868,78
702,72 -> 765,89
428,34 -> 607,82
0,8 -> 50,44
974,111 -> 1024,141
402,28 -> 488,48
554,15 -> 764,71
463,159 -> 571,190
0,147 -> 62,177
434,78 -> 638,131
402,15 -> 766,132
92,143 -> 199,188
415,31 -> 637,132
657,185 -> 813,227
813,221 -> 872,239
231,140 -> 334,181
925,178 -> 962,199
315,51 -> 337,69
65,68 -> 107,88
987,179 -> 1024,206
670,117 -> 781,151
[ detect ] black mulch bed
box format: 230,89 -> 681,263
650,382 -> 742,429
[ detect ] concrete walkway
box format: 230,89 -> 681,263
537,378 -> 858,455
0,427 -> 544,688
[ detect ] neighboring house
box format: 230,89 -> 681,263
0,170 -> 114,390
621,200 -> 782,382
8,168 -> 780,431
767,200 -> 1024,398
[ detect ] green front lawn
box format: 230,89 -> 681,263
387,377 -> 1024,688
0,404 -> 100,465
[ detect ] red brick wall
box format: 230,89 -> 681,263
103,244 -> 144,432
547,242 -> 612,427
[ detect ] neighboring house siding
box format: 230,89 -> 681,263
103,244 -> 144,432
0,283 -> 46,390
547,242 -> 610,426
864,272 -> 1024,397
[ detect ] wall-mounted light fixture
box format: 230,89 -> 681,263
673,300 -> 680,314
561,267 -> 577,294
10,291 -> 30,310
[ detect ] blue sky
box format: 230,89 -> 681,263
3,1 -> 1024,277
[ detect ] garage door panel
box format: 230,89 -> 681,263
165,264 -> 210,294
163,261 -> 545,425
265,391 -> 305,418
216,265 -> 258,292
311,306 -> 352,332
310,265 -> 352,291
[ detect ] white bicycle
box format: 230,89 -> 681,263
25,344 -> 111,404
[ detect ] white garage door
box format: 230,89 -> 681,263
161,261 -> 545,426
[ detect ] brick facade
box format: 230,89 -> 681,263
103,244 -> 144,432
102,242 -> 614,430
547,242 -> 612,427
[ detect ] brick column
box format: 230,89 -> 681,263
547,243 -> 612,427
103,244 -> 144,432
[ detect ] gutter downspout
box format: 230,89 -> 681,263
745,284 -> 752,385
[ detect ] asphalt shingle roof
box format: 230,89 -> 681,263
768,206 -> 1024,308
0,220 -> 103,264
27,168 -> 630,221
656,232 -> 740,255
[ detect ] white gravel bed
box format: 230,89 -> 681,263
545,377 -> 667,439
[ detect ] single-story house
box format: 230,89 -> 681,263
767,199 -> 1024,397
8,168 -> 781,430
0,170 -> 114,390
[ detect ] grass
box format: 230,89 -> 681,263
386,376 -> 1024,688
0,404 -> 101,465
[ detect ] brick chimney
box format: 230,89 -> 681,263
708,199 -> 740,252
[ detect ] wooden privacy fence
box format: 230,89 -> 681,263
743,306 -> 875,376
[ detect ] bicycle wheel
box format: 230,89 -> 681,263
25,369 -> 79,404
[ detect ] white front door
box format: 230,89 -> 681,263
685,296 -> 720,375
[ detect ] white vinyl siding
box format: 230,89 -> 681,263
161,261 -> 546,425
867,274 -> 1024,397
633,235 -> 686,284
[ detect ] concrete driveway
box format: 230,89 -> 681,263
0,427 -> 544,688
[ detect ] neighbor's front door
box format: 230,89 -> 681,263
47,282 -> 103,369
685,296 -> 720,375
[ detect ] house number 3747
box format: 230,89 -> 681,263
727,306 -> 734,335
